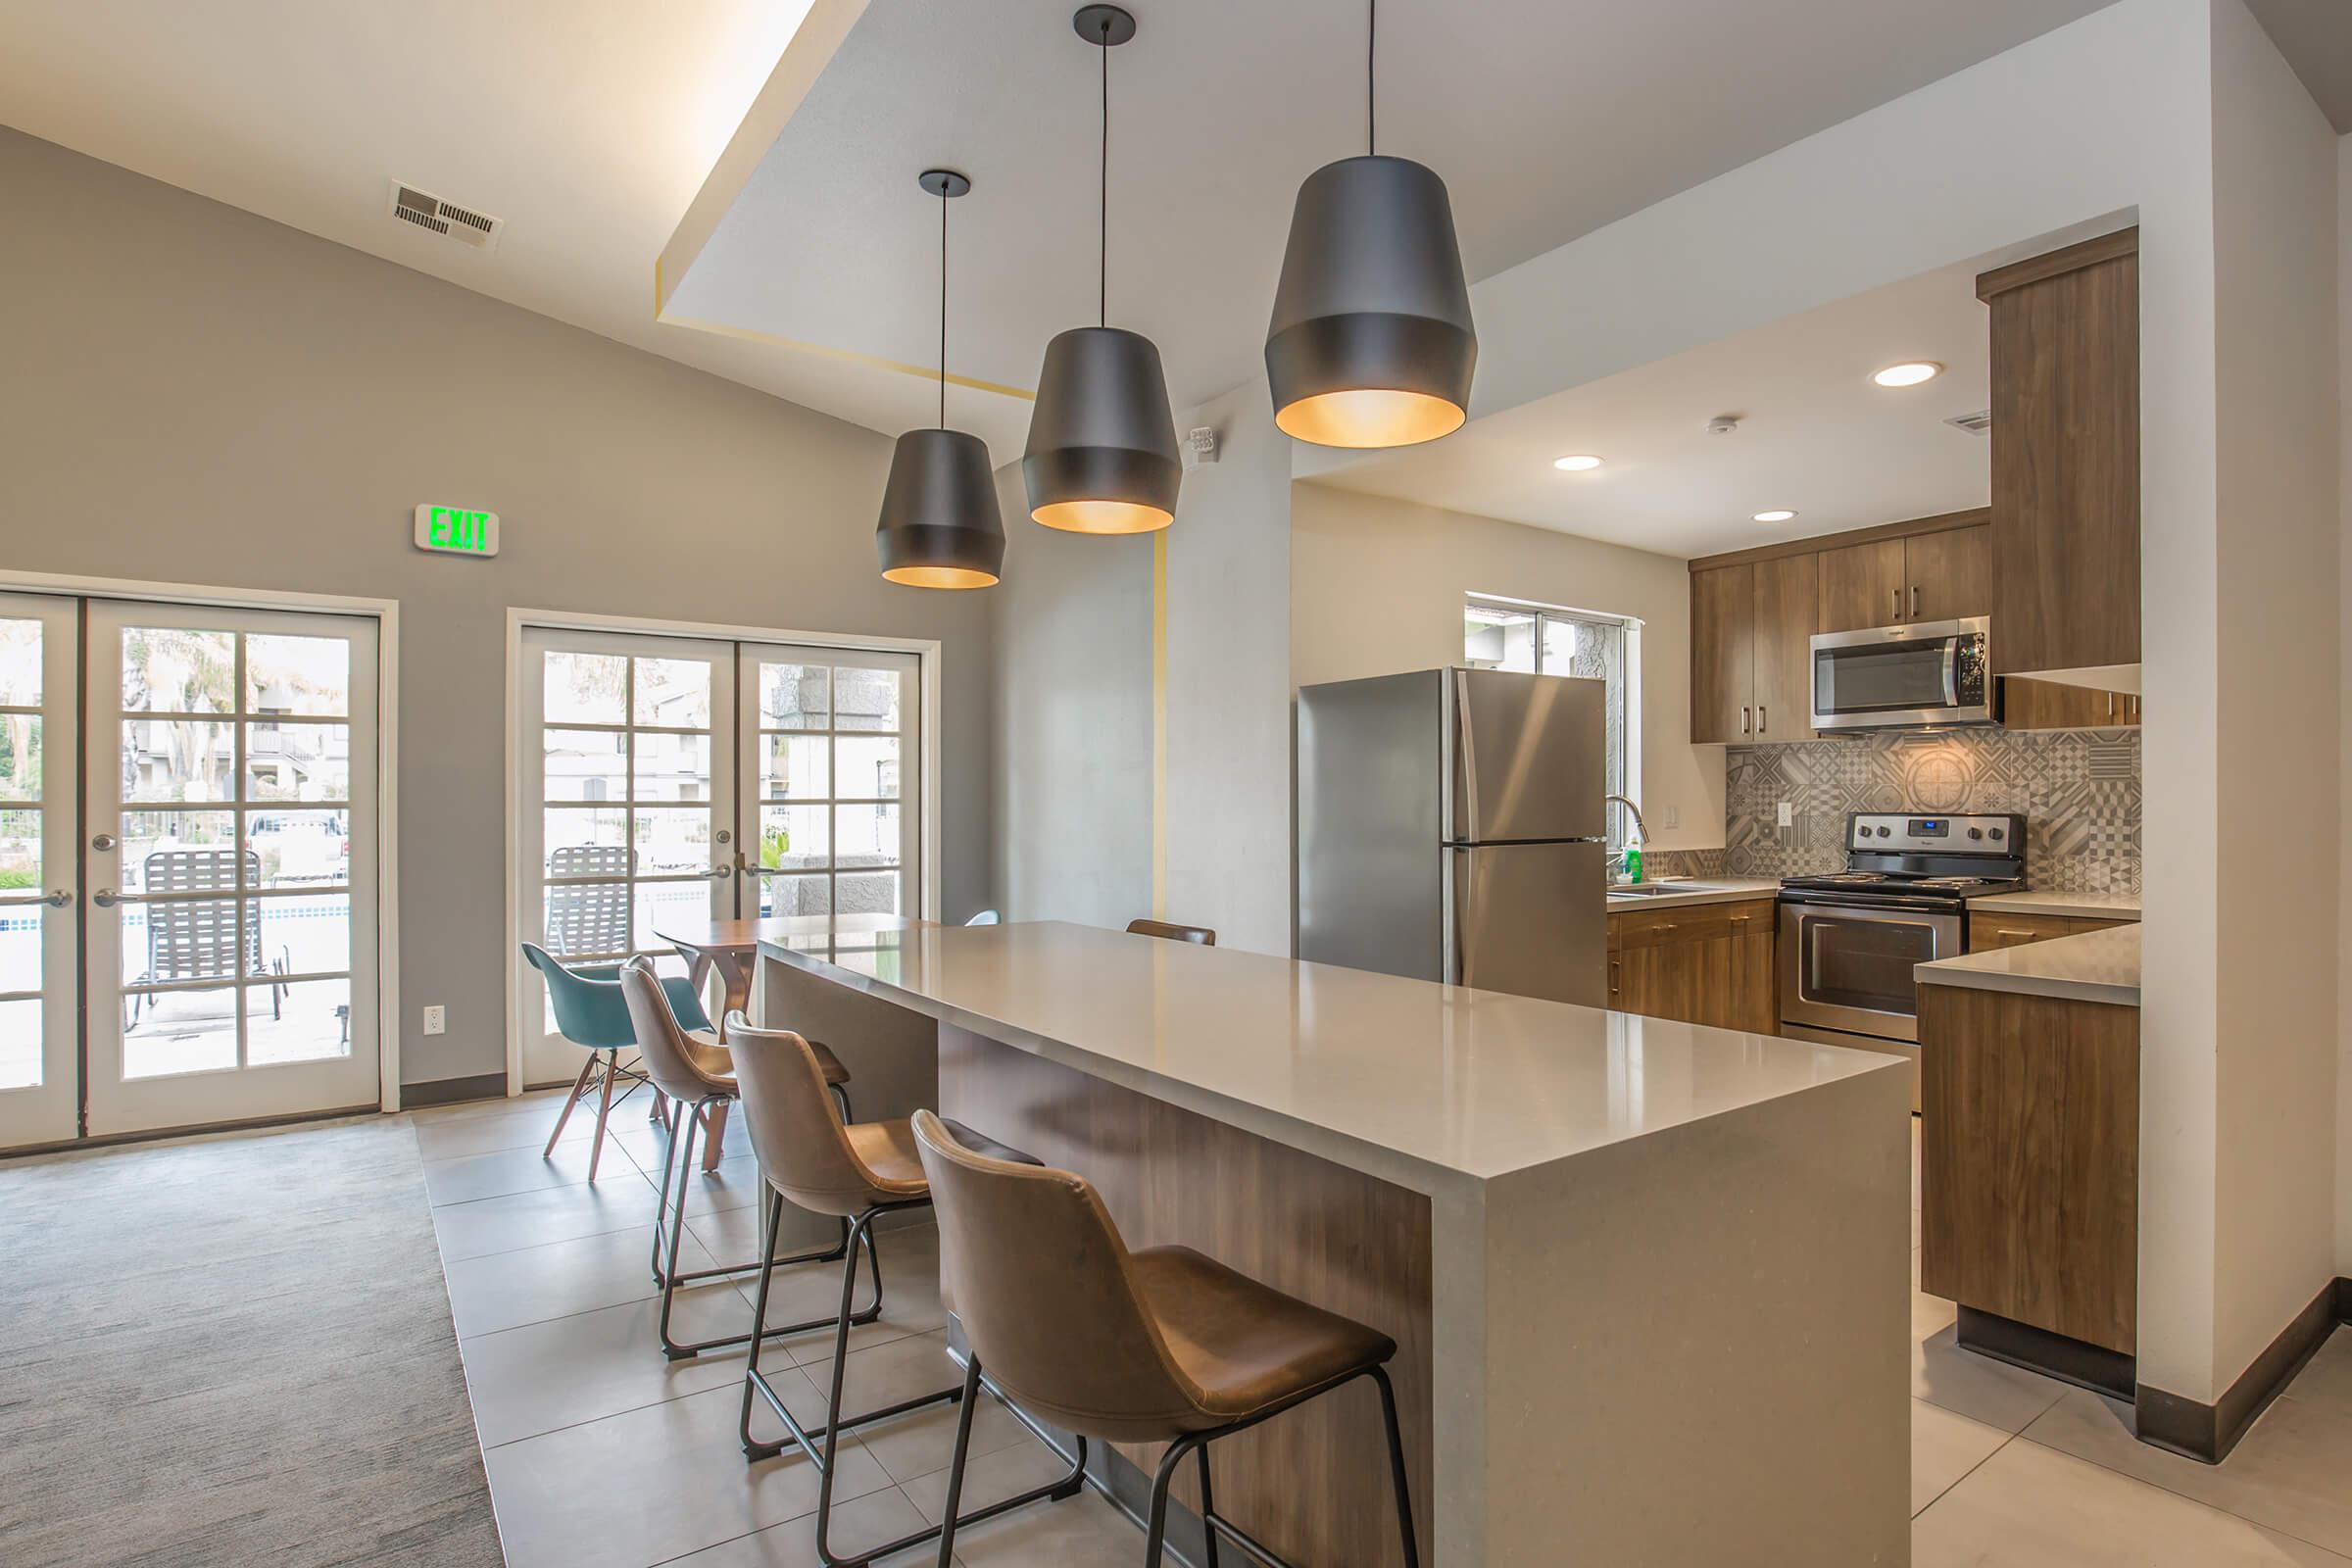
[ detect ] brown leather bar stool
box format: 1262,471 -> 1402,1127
616,961 -> 856,1360
667,934 -> 858,1169
1127,918 -> 1215,945
912,1110 -> 1419,1568
725,1017 -> 1088,1568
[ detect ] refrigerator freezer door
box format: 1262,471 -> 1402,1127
1298,671 -> 1446,979
1448,668 -> 1607,844
1444,840 -> 1609,1007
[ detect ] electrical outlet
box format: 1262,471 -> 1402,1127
422,1004 -> 446,1037
1777,801 -> 1794,828
1662,804 -> 1681,830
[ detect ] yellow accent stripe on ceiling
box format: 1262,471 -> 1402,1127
1151,528 -> 1169,920
655,312 -> 1037,403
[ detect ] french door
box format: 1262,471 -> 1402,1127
0,594 -> 382,1149
514,628 -> 920,1088
0,595 -> 81,1148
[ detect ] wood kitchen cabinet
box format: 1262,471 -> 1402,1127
1818,523 -> 1990,632
1979,228 -> 2141,675
2000,676 -> 2141,730
1966,912 -> 2133,953
1689,558 -> 1817,743
1607,900 -> 1777,1034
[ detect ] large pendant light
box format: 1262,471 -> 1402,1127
1263,0 -> 1475,449
876,169 -> 1006,589
1022,6 -> 1181,535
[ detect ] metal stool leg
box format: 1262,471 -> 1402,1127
1373,1365 -> 1421,1568
1196,1441 -> 1222,1568
931,1352 -> 985,1568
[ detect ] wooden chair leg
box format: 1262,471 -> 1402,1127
586,1050 -> 619,1182
544,1054 -> 598,1157
702,1101 -> 729,1170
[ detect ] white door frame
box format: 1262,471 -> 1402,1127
0,569 -> 402,1114
504,608 -> 943,1098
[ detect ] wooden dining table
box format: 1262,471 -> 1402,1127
649,912 -> 939,1167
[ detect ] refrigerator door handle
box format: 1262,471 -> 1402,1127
1443,847 -> 1462,986
1451,668 -> 1480,846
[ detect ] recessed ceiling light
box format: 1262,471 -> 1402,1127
1872,361 -> 1942,388
1753,510 -> 1797,523
1552,454 -> 1603,471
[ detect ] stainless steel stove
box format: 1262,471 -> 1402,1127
1778,812 -> 2028,1046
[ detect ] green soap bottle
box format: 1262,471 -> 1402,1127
1625,838 -> 1642,885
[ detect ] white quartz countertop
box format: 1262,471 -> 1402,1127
1915,923 -> 2141,1006
1967,889 -> 2141,920
759,919 -> 1901,1194
1606,877 -> 1780,911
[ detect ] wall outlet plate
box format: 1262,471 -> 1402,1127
422,1004 -> 446,1037
1777,801 -> 1794,828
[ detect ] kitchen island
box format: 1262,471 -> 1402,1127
757,917 -> 1911,1566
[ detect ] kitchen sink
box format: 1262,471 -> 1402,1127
1610,882 -> 1731,897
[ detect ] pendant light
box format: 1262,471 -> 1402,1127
876,169 -> 1006,589
1022,5 -> 1181,535
1263,0 -> 1476,449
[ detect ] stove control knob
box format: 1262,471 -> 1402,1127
1876,825 -> 1891,838
1968,827 -> 1984,841
1988,827 -> 2004,841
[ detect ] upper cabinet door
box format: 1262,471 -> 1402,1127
1750,553 -> 1819,742
1980,230 -> 2140,674
1904,525 -> 1992,623
1817,539 -> 1906,632
1689,564 -> 1754,744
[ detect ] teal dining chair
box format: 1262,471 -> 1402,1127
522,944 -> 714,1181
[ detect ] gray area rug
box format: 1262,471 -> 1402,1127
0,1116 -> 503,1566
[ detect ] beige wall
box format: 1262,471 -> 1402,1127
1290,482 -> 1725,853
2340,126 -> 2352,1278
0,128 -> 996,1092
2208,0 -> 2343,1374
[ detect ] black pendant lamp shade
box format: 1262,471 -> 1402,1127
876,168 -> 1005,589
1023,6 -> 1182,535
877,427 -> 1005,588
1263,2 -> 1475,449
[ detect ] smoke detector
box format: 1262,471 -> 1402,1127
1706,415 -> 1740,436
387,181 -> 504,251
1945,409 -> 1993,436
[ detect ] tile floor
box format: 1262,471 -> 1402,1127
417,1091 -> 2352,1567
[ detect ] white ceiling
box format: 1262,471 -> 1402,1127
1311,261 -> 1994,560
665,0 -> 2114,461
0,0 -> 876,422
2245,0 -> 2352,130
0,0 -> 2111,470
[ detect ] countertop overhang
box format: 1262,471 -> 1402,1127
1915,922 -> 2141,1006
758,918 -> 1901,1195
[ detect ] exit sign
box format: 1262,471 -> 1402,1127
415,504 -> 500,557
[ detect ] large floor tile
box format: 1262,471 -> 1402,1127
485,1383 -> 893,1568
431,1174 -> 664,1263
903,1439 -> 1132,1568
414,1097 -> 602,1162
1912,1397 -> 2010,1515
2023,1376 -> 2352,1556
664,1486 -> 942,1566
2283,1329 -> 2352,1412
785,1331 -> 1033,1487
421,1137 -> 639,1207
459,1291 -> 758,1447
443,1223 -> 721,1339
1914,1438 -> 2351,1565
1912,1323 -> 2070,1433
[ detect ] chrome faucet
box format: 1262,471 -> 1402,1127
1605,794 -> 1650,844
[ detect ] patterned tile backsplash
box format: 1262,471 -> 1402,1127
1713,726 -> 2142,895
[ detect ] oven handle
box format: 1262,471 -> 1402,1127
1777,892 -> 1966,916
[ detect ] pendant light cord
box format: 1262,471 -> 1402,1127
1367,0 -> 1376,156
937,183 -> 947,429
1099,19 -> 1109,329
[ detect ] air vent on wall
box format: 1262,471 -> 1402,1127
387,180 -> 503,251
1945,409 -> 1992,435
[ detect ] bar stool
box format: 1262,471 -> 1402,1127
911,1109 -> 1419,1568
668,933 -> 858,1170
615,961 -> 855,1360
724,1017 -> 1088,1567
1127,918 -> 1215,945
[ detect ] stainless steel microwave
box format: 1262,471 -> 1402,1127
1809,617 -> 1992,732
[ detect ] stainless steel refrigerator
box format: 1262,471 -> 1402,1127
1297,667 -> 1609,1006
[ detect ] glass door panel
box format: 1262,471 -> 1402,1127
83,602 -> 379,1136
516,629 -> 735,1088
0,594 -> 80,1150
739,648 -> 919,922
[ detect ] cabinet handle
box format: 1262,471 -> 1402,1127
1758,704 -> 1767,734
2107,693 -> 2115,720
1891,587 -> 1902,621
1911,585 -> 1922,617
1609,957 -> 1621,995
1741,706 -> 1751,735
1994,928 -> 2038,941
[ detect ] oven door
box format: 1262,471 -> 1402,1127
1810,617 -> 1991,731
1778,898 -> 1963,1042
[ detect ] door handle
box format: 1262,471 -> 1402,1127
92,889 -> 120,908
700,865 -> 732,881
42,889 -> 71,908
91,833 -> 118,852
